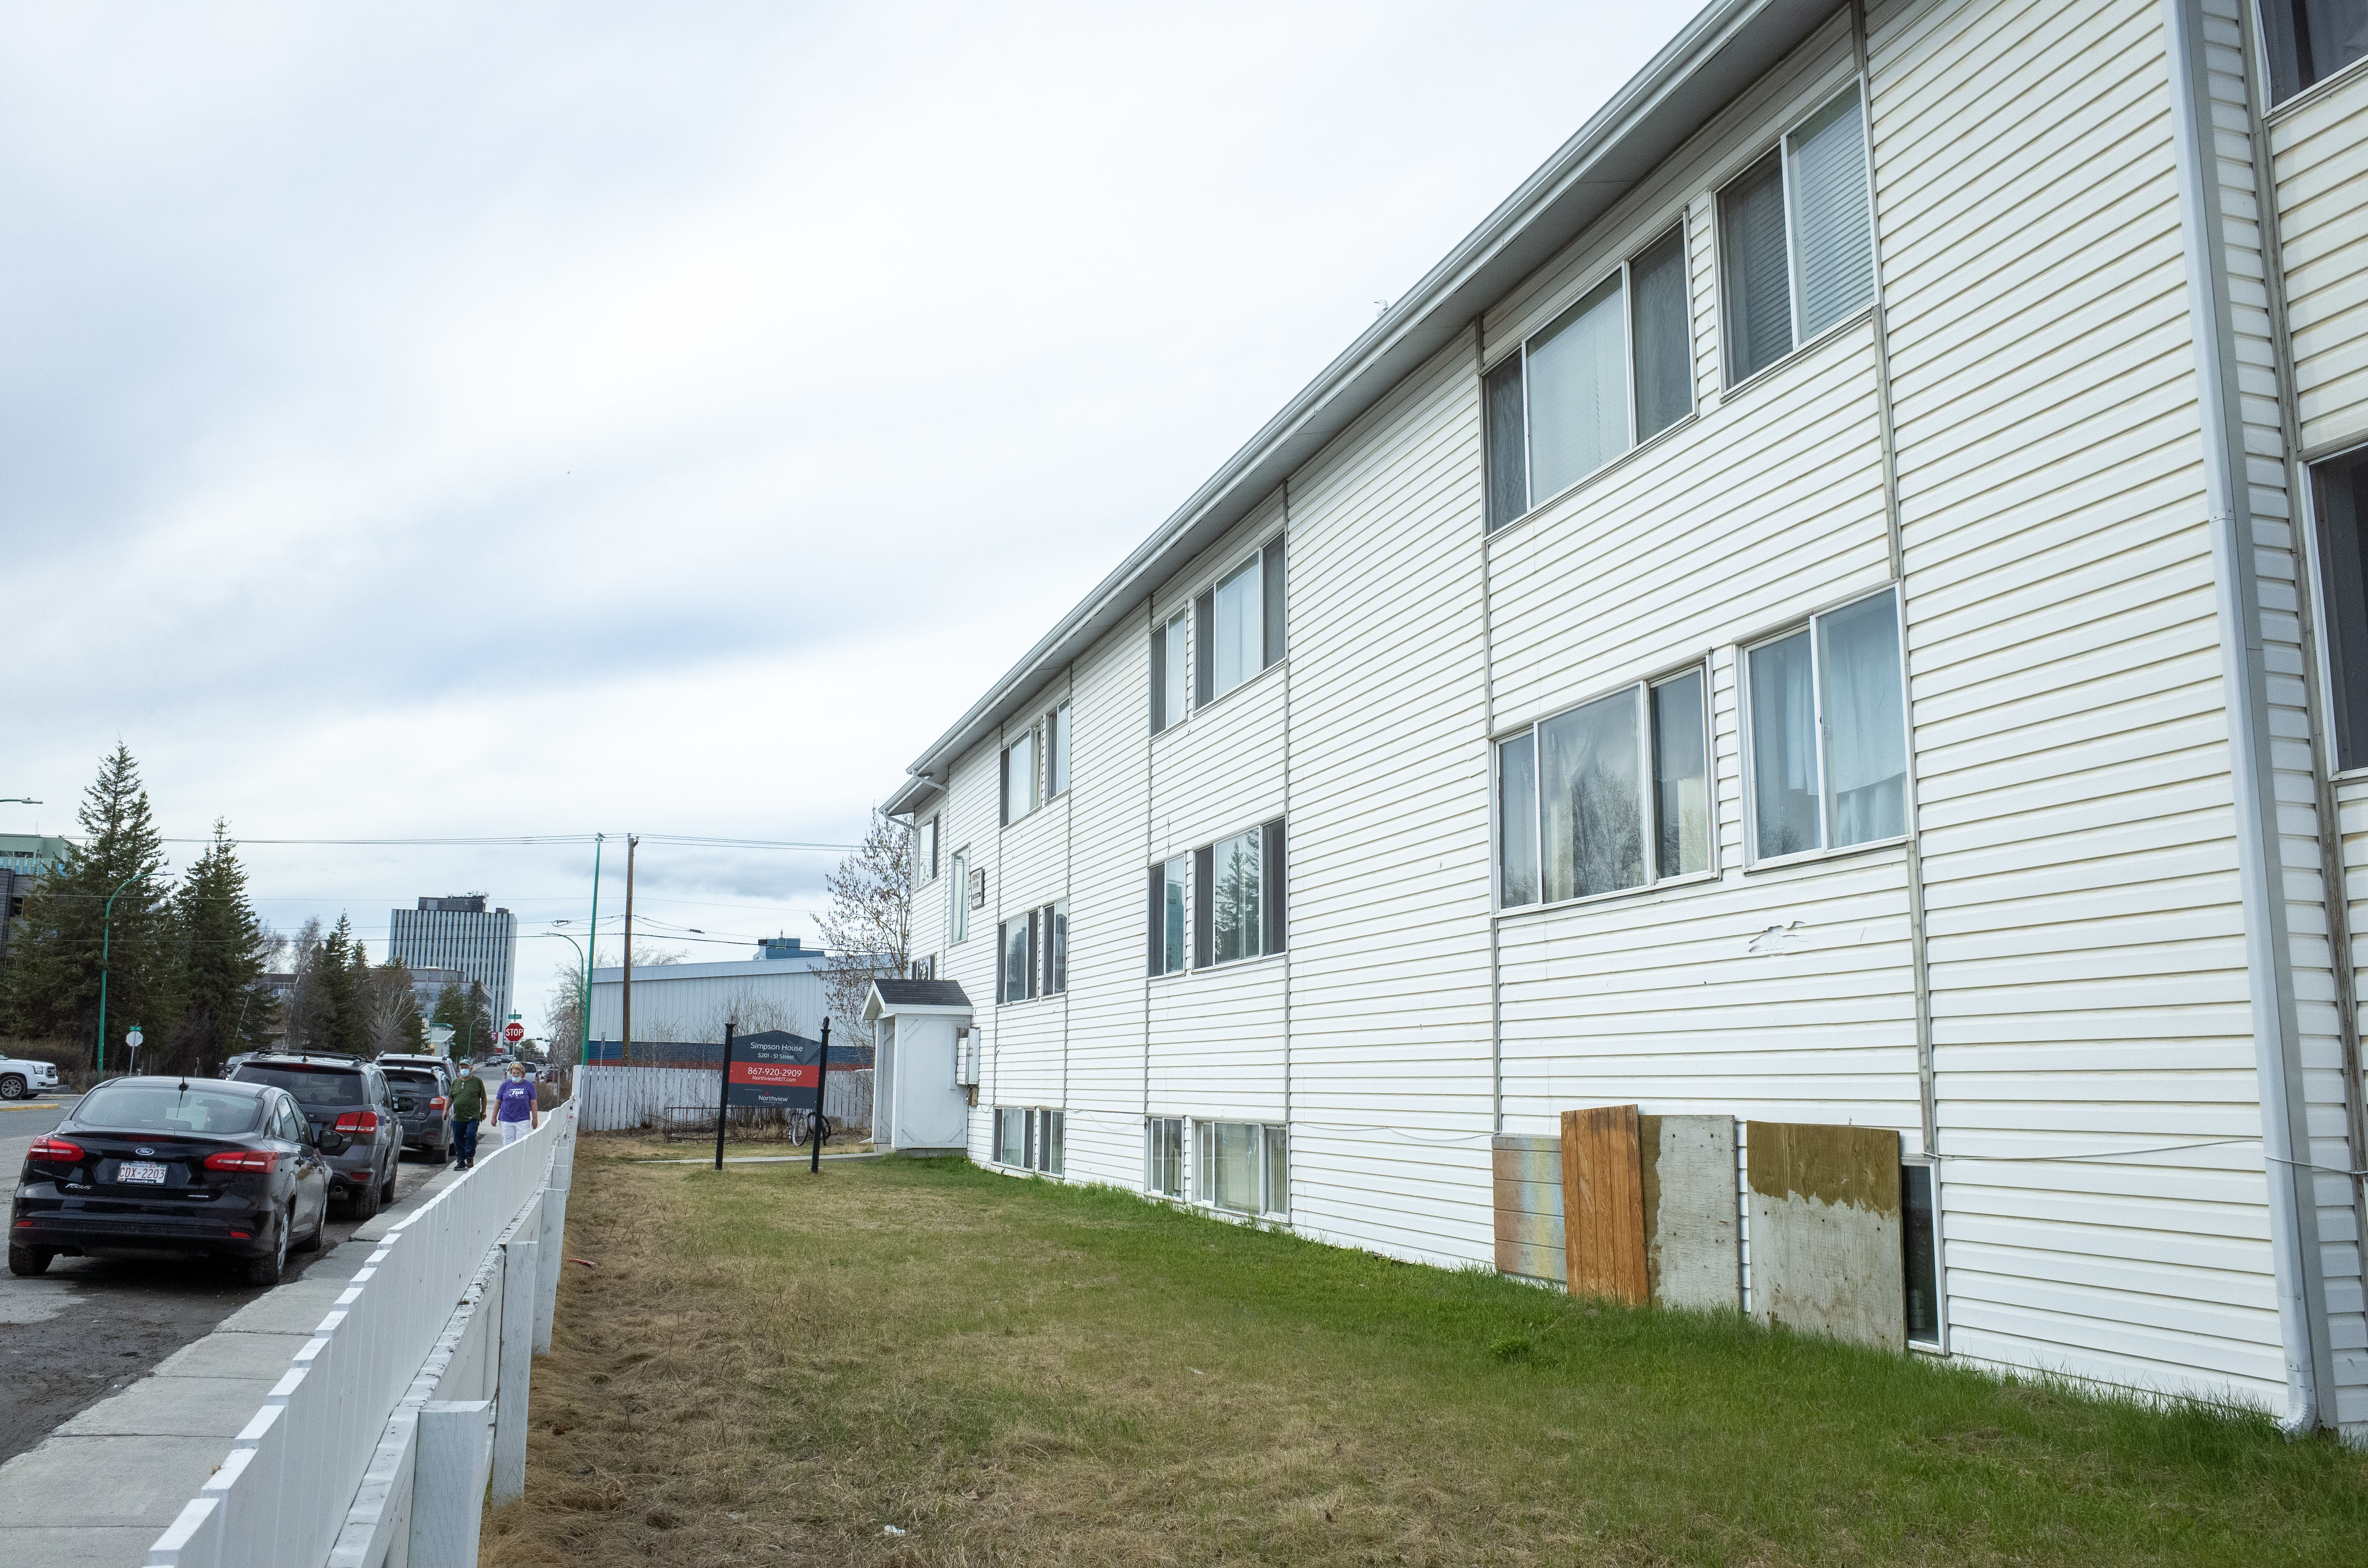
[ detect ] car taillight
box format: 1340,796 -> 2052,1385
430,1096 -> 448,1111
25,1137 -> 84,1164
333,1112 -> 381,1134
203,1150 -> 279,1174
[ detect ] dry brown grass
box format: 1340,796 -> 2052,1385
480,1138 -> 2368,1568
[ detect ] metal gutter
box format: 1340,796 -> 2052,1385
888,0 -> 1839,803
2163,0 -> 2331,1435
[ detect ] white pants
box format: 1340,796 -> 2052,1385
499,1119 -> 531,1146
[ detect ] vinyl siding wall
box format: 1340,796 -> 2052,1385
882,0 -> 2368,1427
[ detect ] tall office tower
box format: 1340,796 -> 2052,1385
388,895 -> 517,1030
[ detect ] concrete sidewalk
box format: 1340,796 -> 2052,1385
0,1162 -> 464,1567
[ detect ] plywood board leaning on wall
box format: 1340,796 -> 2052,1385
1492,1135 -> 1565,1284
1745,1121 -> 1903,1350
1562,1106 -> 1647,1304
1638,1114 -> 1740,1312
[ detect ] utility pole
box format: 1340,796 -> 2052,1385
622,834 -> 638,1068
585,834 -> 603,1065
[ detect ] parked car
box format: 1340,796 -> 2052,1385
0,1053 -> 61,1101
225,1054 -> 402,1219
374,1053 -> 456,1087
9,1075 -> 333,1284
380,1064 -> 453,1157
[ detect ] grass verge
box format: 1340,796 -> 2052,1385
483,1139 -> 2368,1567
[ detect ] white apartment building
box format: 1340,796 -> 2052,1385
881,0 -> 2368,1439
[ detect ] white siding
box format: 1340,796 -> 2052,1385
2271,67 -> 2368,455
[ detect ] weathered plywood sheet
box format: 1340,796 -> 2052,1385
1562,1106 -> 1646,1304
1639,1114 -> 1739,1312
1492,1135 -> 1564,1283
1745,1121 -> 1902,1350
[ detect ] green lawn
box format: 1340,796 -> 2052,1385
492,1145 -> 2368,1567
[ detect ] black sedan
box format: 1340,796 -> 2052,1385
9,1075 -> 337,1286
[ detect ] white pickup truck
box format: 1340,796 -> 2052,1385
0,1054 -> 62,1100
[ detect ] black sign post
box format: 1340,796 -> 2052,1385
714,1024 -> 735,1173
809,1018 -> 830,1175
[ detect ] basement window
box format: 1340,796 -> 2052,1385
1902,1162 -> 1940,1346
1195,1121 -> 1287,1217
1146,1117 -> 1185,1197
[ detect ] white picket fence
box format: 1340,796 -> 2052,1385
577,1063 -> 872,1134
144,1102 -> 579,1568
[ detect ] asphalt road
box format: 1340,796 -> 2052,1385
0,1092 -> 447,1465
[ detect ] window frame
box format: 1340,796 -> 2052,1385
2259,0 -> 2368,104
1151,611 -> 1188,734
1484,221 -> 1696,532
2306,444 -> 2368,776
1192,1119 -> 1289,1218
1173,535 -> 1289,718
1044,701 -> 1072,798
948,849 -> 971,945
1148,854 -> 1190,976
1738,586 -> 1911,870
1494,661 -> 1717,913
1039,899 -> 1068,995
1145,1116 -> 1186,1197
1188,817 -> 1286,968
1714,81 -> 1877,391
1000,725 -> 1042,826
914,814 -> 939,883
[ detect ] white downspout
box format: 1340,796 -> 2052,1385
2162,0 -> 2330,1434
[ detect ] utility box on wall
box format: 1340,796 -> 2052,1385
862,979 -> 974,1153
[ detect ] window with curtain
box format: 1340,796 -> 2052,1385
1720,86 -> 1874,384
1193,539 -> 1288,704
1498,667 -> 1710,907
1484,225 -> 1694,529
1146,1117 -> 1184,1196
1001,728 -> 1039,825
1746,589 -> 1907,862
1195,1121 -> 1287,1215
2264,0 -> 2368,100
949,850 -> 969,944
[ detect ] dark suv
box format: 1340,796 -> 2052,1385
380,1064 -> 453,1157
225,1054 -> 402,1218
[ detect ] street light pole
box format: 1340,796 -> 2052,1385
586,834 -> 603,1066
543,926 -> 587,1061
97,869 -> 151,1079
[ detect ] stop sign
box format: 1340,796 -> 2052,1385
504,1021 -> 526,1044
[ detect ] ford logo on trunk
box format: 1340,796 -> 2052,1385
136,1147 -> 156,1156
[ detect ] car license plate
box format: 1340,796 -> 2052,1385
118,1161 -> 169,1185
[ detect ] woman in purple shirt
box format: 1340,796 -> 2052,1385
494,1062 -> 541,1147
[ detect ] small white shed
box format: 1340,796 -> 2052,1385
862,979 -> 974,1153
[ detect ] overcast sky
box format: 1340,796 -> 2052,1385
5,0 -> 1688,1030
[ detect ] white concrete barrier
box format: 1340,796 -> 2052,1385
144,1102 -> 579,1568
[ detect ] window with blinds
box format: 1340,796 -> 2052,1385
1719,85 -> 1875,385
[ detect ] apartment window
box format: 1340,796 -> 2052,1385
995,1106 -> 1026,1166
1147,854 -> 1188,976
1189,819 -> 1284,968
1045,702 -> 1072,796
999,912 -> 1038,1004
1033,1109 -> 1065,1175
1041,899 -> 1068,995
1147,1117 -> 1185,1196
1902,1161 -> 1940,1346
914,815 -> 939,882
1151,612 -> 1188,733
1001,727 -> 1040,825
2314,449 -> 2368,769
1194,539 -> 1287,704
908,954 -> 937,981
1195,1120 -> 1288,1216
2264,1 -> 2368,100
1745,589 -> 1908,862
1484,226 -> 1693,530
1720,86 -> 1875,385
949,850 -> 970,943
1498,668 -> 1710,908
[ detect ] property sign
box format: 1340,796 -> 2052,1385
724,1029 -> 826,1110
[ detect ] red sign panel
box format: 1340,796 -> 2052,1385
503,1022 -> 526,1044
728,1060 -> 818,1089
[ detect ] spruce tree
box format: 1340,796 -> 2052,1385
173,820 -> 268,1072
317,915 -> 367,1057
0,745 -> 179,1065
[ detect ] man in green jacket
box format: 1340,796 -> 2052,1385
449,1067 -> 486,1170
